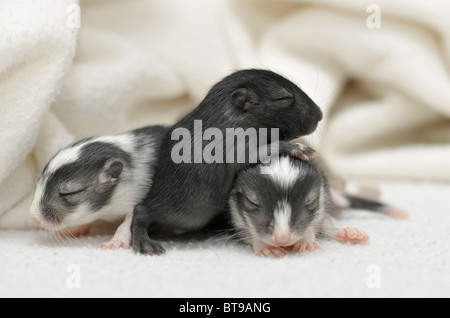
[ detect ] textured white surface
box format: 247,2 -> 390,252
1,180 -> 449,298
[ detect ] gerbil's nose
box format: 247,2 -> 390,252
273,232 -> 291,246
315,106 -> 323,122
31,215 -> 42,225
317,109 -> 323,121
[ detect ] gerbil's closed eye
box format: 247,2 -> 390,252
59,182 -> 86,197
272,96 -> 294,101
59,188 -> 85,205
243,190 -> 260,211
60,189 -> 85,196
270,88 -> 294,105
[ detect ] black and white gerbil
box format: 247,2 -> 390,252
131,69 -> 323,255
229,156 -> 408,257
29,125 -> 169,249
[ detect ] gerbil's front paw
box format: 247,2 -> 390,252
256,246 -> 290,258
132,235 -> 165,255
289,143 -> 317,161
333,227 -> 369,245
290,239 -> 320,253
100,240 -> 130,250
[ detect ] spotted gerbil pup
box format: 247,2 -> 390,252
131,69 -> 323,255
30,125 -> 168,249
229,155 -> 408,257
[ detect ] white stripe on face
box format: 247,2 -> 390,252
272,199 -> 292,244
260,156 -> 300,189
45,144 -> 84,176
94,134 -> 135,153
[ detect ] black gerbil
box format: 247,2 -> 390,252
131,69 -> 323,255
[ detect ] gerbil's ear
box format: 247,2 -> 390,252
231,88 -> 255,111
99,159 -> 123,184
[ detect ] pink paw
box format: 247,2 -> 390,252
334,227 -> 369,244
290,143 -> 317,161
100,241 -> 130,250
256,246 -> 289,257
291,240 -> 320,253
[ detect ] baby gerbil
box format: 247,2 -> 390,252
131,69 -> 323,255
29,125 -> 169,249
228,155 -> 408,257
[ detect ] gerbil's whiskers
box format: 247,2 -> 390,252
205,229 -> 234,244
314,123 -> 327,149
48,229 -> 61,246
208,229 -> 239,244
60,226 -> 81,245
312,66 -> 320,103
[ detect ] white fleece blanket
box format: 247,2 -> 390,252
0,0 -> 449,230
1,180 -> 449,297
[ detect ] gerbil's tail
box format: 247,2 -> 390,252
330,190 -> 408,219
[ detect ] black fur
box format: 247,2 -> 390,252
131,69 -> 323,255
342,195 -> 387,213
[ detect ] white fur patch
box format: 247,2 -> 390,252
260,156 -> 300,188
45,144 -> 84,175
29,185 -> 43,223
273,199 -> 292,236
95,134 -> 135,154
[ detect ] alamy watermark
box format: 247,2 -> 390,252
366,4 -> 381,29
366,264 -> 381,288
171,120 -> 281,172
66,4 -> 81,29
66,263 -> 81,289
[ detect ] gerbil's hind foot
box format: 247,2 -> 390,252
256,246 -> 289,258
289,143 -> 317,161
132,234 -> 165,255
333,227 -> 369,245
290,239 -> 320,254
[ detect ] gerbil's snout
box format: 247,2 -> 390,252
41,205 -> 63,224
308,105 -> 323,133
317,107 -> 323,122
272,231 -> 292,246
268,200 -> 295,246
31,204 -> 63,229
